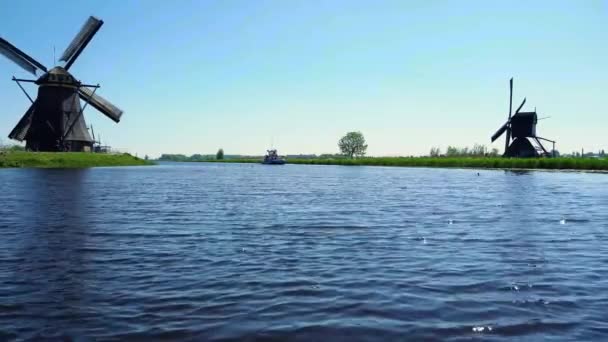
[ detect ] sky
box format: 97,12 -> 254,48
0,0 -> 606,157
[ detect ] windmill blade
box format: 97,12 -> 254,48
79,87 -> 123,122
60,16 -> 104,70
0,37 -> 47,75
491,122 -> 509,142
508,78 -> 513,118
8,103 -> 35,141
505,78 -> 514,152
514,98 -> 526,115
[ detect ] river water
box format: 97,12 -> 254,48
1,162 -> 607,341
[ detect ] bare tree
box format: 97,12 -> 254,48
429,147 -> 441,157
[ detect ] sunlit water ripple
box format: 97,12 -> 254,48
1,162 -> 608,341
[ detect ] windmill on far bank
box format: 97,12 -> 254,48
0,16 -> 123,152
491,78 -> 555,157
89,124 -> 111,153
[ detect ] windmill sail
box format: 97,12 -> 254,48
0,38 -> 47,75
60,16 -> 103,70
78,87 -> 123,122
505,78 -> 513,153
8,103 -> 36,141
491,121 -> 509,142
514,98 -> 526,115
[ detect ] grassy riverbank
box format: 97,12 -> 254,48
0,151 -> 153,168
207,156 -> 608,171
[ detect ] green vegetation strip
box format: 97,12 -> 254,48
0,152 -> 153,168
207,157 -> 608,171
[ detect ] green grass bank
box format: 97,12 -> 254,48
0,151 -> 153,168
207,156 -> 608,171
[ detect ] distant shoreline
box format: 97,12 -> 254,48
182,157 -> 608,173
0,152 -> 153,169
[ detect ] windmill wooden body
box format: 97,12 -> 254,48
491,78 -> 555,158
0,16 -> 123,152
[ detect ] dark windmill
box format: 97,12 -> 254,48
0,16 -> 123,152
491,78 -> 555,158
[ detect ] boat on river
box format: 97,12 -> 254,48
262,149 -> 285,165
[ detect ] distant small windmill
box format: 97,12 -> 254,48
0,16 -> 123,152
88,124 -> 111,153
89,124 -> 100,152
490,78 -> 555,157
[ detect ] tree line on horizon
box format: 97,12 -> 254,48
158,131 -> 370,161
157,131 -> 605,162
429,144 -> 500,158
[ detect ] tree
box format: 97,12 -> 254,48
445,146 -> 458,157
338,131 -> 368,158
471,144 -> 486,156
216,148 -> 224,160
429,147 -> 441,157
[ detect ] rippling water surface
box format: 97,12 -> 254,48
1,162 -> 608,341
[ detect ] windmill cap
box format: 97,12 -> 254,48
36,66 -> 78,87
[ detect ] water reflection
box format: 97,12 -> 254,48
499,171 -> 543,248
503,170 -> 533,176
11,169 -> 91,338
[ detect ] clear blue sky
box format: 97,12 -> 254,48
0,0 -> 606,157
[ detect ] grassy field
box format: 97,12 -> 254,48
207,156 -> 608,171
0,151 -> 153,168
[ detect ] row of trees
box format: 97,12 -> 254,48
430,145 -> 500,157
0,145 -> 25,152
566,150 -> 605,158
158,132 -> 369,161
159,149 -> 225,161
336,133 -> 504,159
338,133 -> 508,159
161,133 -> 608,161
158,154 -> 215,162
0,139 -> 25,152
